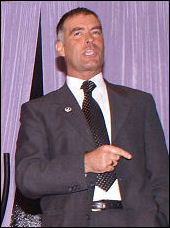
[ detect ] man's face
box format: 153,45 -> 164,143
56,13 -> 104,79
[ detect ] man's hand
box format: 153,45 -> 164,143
84,145 -> 132,173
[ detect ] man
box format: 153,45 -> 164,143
15,7 -> 169,227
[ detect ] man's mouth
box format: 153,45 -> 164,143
84,49 -> 95,56
83,48 -> 99,57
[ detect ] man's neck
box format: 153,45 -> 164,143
67,70 -> 102,80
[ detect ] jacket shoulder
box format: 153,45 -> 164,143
22,85 -> 66,108
106,80 -> 153,98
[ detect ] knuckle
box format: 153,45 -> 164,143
116,155 -> 120,160
101,145 -> 108,152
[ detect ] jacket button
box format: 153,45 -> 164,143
73,185 -> 79,191
76,185 -> 80,190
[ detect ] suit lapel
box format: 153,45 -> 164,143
56,83 -> 95,147
106,82 -> 132,144
54,82 -> 131,147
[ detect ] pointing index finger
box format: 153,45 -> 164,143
110,145 -> 132,159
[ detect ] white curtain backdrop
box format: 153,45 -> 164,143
1,2 -> 41,226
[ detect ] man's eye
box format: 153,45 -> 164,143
74,32 -> 82,37
92,30 -> 101,36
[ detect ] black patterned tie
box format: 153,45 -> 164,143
81,80 -> 117,191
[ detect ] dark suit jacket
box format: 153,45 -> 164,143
15,81 -> 169,227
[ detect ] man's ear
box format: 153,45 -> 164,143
56,41 -> 65,57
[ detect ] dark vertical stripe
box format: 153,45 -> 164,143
30,13 -> 43,100
1,153 -> 10,225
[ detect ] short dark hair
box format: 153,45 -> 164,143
56,7 -> 101,41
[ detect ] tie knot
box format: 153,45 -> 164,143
81,80 -> 96,94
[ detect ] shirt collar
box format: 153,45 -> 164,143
66,72 -> 106,93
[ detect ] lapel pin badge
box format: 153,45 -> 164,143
64,107 -> 72,112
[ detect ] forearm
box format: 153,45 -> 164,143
16,152 -> 88,199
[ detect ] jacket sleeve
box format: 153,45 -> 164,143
15,102 -> 89,199
144,94 -> 169,226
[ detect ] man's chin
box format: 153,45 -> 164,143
81,62 -> 102,72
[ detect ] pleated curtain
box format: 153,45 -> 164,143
1,2 -> 41,227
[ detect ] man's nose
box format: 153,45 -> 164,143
85,32 -> 94,44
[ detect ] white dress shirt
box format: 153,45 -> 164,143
66,73 -> 121,201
